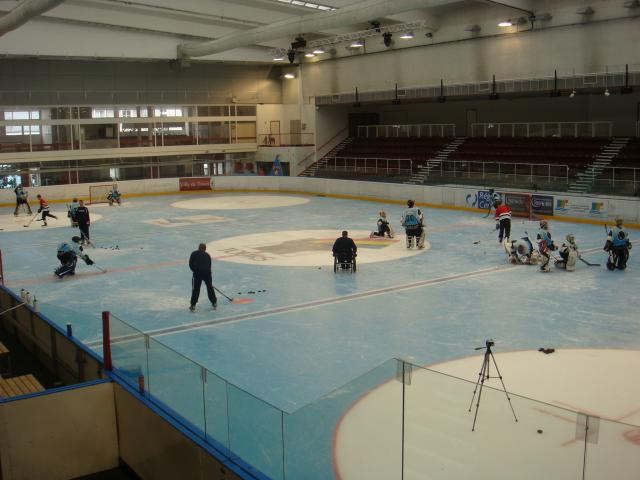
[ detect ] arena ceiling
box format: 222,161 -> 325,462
0,0 -> 626,64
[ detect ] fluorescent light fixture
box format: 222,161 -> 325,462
350,40 -> 364,47
273,56 -> 285,61
498,20 -> 513,27
399,32 -> 414,39
304,53 -> 315,57
284,73 -> 295,79
313,48 -> 325,54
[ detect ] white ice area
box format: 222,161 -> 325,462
206,229 -> 430,267
0,212 -> 103,232
334,349 -> 640,480
144,214 -> 229,227
170,195 -> 309,210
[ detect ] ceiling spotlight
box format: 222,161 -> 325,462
273,56 -> 284,61
291,36 -> 307,50
287,49 -> 296,63
312,48 -> 325,54
569,89 -> 576,98
604,88 -> 610,97
383,32 -> 393,47
425,32 -> 433,38
304,53 -> 315,58
498,20 -> 513,27
284,73 -> 295,79
399,32 -> 414,39
350,40 -> 364,48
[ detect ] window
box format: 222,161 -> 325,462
92,108 -> 115,118
4,111 -> 40,136
153,107 -> 183,117
118,109 -> 138,118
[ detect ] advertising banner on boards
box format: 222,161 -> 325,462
179,177 -> 212,191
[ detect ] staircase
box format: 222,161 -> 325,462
567,137 -> 630,194
405,137 -> 467,185
299,137 -> 353,177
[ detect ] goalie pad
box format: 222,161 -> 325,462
566,250 -> 578,271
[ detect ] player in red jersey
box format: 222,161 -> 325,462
494,199 -> 512,243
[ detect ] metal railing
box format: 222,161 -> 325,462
316,65 -> 640,105
470,122 -> 613,138
357,123 -> 456,138
591,166 -> 640,196
321,156 -> 413,176
425,160 -> 570,187
258,132 -> 315,146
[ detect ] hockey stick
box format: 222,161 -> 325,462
92,264 -> 107,273
213,285 -> 233,302
23,212 -> 39,227
578,256 -> 600,267
213,285 -> 253,305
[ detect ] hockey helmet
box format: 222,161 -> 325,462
379,210 -> 386,217
615,216 -> 624,227
566,233 -> 575,243
407,199 -> 415,208
539,219 -> 549,229
71,236 -> 82,244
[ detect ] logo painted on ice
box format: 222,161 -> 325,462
465,193 -> 478,208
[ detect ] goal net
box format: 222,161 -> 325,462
89,184 -> 113,205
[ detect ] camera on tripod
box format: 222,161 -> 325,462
485,339 -> 494,348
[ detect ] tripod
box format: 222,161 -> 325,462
468,340 -> 518,431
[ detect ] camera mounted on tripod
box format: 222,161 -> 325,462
475,338 -> 495,350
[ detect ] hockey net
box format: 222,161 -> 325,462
89,184 -> 113,205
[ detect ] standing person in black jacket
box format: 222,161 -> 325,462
189,243 -> 217,312
75,200 -> 91,246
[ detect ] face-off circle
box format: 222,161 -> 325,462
207,229 -> 430,267
171,195 -> 310,211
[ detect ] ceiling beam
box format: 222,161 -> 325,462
0,0 -> 65,37
478,0 -> 534,16
179,0 -> 459,58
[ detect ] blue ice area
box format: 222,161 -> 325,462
1,192 -> 639,479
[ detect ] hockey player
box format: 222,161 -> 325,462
556,234 -> 579,271
107,185 -> 121,206
507,237 -> 539,265
13,185 -> 32,215
401,200 -> 426,249
333,231 -> 357,267
494,198 -> 512,243
36,194 -> 58,226
75,200 -> 91,245
68,198 -> 79,227
604,216 -> 632,270
536,220 -> 557,273
370,210 -> 394,238
54,237 -> 94,278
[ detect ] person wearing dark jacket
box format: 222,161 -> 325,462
189,243 -> 217,312
75,200 -> 91,245
332,231 -> 357,264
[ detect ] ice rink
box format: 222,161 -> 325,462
1,192 -> 639,479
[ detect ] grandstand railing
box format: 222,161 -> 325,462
421,160 -> 570,191
258,132 -> 315,146
471,122 -> 613,138
591,166 -> 640,196
357,124 -> 456,138
321,156 -> 413,176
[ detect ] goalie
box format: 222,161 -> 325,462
555,234 -> 579,271
54,237 -> 95,278
107,185 -> 121,206
507,237 -> 539,265
604,217 -> 632,270
536,220 -> 557,273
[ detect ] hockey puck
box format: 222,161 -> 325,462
537,429 -> 543,434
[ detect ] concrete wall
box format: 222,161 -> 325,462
301,7 -> 640,97
0,382 -> 119,480
0,59 -> 283,106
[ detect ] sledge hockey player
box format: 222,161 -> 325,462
36,194 -> 58,226
332,230 -> 358,267
507,237 -> 539,265
604,216 -> 632,270
401,200 -> 426,249
494,198 -> 512,243
107,185 -> 121,206
556,234 -> 579,271
536,220 -> 557,273
370,210 -> 394,238
68,198 -> 79,227
13,185 -> 32,215
54,237 -> 94,278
